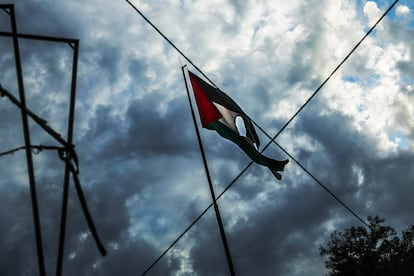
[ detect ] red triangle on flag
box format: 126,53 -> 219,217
189,72 -> 222,128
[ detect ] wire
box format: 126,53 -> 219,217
0,144 -> 63,157
252,122 -> 371,229
271,0 -> 399,140
0,146 -> 26,157
124,0 -> 217,87
126,1 -> 398,274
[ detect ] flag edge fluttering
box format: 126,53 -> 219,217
187,70 -> 288,180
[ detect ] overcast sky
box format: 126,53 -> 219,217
1,0 -> 413,275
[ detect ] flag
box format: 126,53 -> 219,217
188,71 -> 288,180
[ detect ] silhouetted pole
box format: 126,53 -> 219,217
2,6 -> 106,275
8,4 -> 46,275
56,40 -> 79,276
181,65 -> 236,276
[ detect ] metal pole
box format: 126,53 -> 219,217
181,65 -> 236,275
9,5 -> 46,275
56,40 -> 79,276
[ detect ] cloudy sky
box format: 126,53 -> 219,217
1,0 -> 413,275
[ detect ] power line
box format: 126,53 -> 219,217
252,122 -> 371,229
141,126 -> 373,274
141,156 -> 254,275
270,0 -> 399,140
125,0 -> 398,274
124,0 -> 217,87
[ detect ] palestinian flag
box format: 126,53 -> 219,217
188,71 -> 288,180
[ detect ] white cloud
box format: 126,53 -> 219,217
396,4 -> 410,16
364,1 -> 382,26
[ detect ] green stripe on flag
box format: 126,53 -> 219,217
207,121 -> 287,172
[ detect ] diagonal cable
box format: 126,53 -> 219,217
125,0 -> 398,274
252,121 -> 371,229
269,0 -> 399,140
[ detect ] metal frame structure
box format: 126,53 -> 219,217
0,4 -> 105,276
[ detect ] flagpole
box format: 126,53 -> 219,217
181,65 -> 236,276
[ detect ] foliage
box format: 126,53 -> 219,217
320,216 -> 414,276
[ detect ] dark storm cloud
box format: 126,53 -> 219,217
0,183 -> 38,276
14,1 -> 74,38
187,174 -> 338,276
287,95 -> 414,225
54,168 -> 179,276
186,211 -> 230,276
1,1 -> 413,275
296,108 -> 370,177
394,26 -> 414,89
87,42 -> 122,85
361,151 -> 414,227
0,100 -> 24,148
125,94 -> 197,157
75,91 -> 200,161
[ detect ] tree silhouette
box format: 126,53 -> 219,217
320,216 -> 414,276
